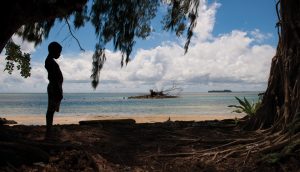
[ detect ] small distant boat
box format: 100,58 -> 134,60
208,90 -> 232,93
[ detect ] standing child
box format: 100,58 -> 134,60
45,41 -> 63,138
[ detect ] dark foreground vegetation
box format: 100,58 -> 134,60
0,118 -> 299,172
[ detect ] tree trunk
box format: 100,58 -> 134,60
0,1 -> 23,52
244,0 -> 300,131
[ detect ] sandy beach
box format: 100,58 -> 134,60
2,114 -> 242,125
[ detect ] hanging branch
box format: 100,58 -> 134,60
275,0 -> 281,39
162,82 -> 183,96
64,17 -> 85,51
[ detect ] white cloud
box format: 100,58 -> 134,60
0,57 -> 46,93
250,29 -> 273,43
11,35 -> 36,54
0,0 -> 276,93
192,0 -> 221,41
0,36 -> 41,92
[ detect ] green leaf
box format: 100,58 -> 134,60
232,110 -> 243,113
235,97 -> 247,108
4,41 -> 31,78
244,97 -> 252,108
229,96 -> 261,116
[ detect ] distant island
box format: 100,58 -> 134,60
208,89 -> 232,93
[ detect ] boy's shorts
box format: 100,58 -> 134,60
47,84 -> 62,112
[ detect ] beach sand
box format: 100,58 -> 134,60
2,114 -> 242,125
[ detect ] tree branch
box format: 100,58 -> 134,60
64,17 -> 85,51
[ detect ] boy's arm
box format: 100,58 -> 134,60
54,66 -> 63,100
48,61 -> 63,100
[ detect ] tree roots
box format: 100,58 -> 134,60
145,130 -> 300,166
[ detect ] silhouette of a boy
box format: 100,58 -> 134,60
45,42 -> 63,137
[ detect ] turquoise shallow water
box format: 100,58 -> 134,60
0,92 -> 260,117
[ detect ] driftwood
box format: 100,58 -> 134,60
79,119 -> 136,126
0,118 -> 17,125
128,84 -> 182,99
128,89 -> 179,99
128,95 -> 177,99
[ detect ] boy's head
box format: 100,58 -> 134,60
48,42 -> 62,59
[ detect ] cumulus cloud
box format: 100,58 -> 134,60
192,0 -> 220,41
0,36 -> 41,92
108,29 -> 274,91
250,29 -> 273,43
11,35 -> 36,54
0,55 -> 46,92
0,0 -> 276,93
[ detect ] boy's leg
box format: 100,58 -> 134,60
46,109 -> 55,137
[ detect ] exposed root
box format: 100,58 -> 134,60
145,131 -> 300,165
202,132 -> 300,162
212,152 -> 219,161
243,149 -> 252,165
85,152 -> 114,172
260,133 -> 300,154
194,137 -> 265,154
144,152 -> 197,158
216,149 -> 242,163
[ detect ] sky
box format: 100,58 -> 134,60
0,0 -> 278,93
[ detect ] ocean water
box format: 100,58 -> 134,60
0,92 -> 261,117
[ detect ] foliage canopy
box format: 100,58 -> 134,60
3,0 -> 200,88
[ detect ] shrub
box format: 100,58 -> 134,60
228,97 -> 261,116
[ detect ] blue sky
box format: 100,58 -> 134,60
0,0 -> 278,93
213,0 -> 277,46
